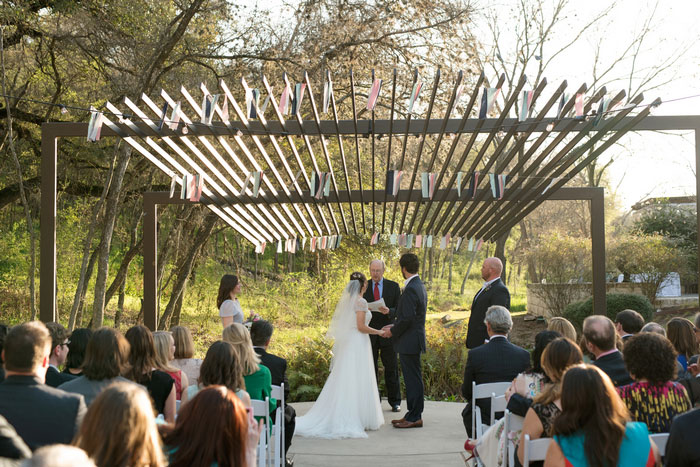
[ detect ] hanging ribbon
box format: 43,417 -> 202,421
279,84 -> 291,115
252,171 -> 263,198
157,102 -> 169,131
479,87 -> 500,119
221,95 -> 229,122
169,175 -> 177,198
451,84 -> 464,114
249,89 -> 260,119
292,83 -> 306,115
415,235 -> 422,248
385,170 -> 403,196
475,239 -> 483,251
189,173 -> 203,202
454,236 -> 463,252
335,235 -> 342,249
389,233 -> 398,245
321,236 -> 328,250
426,235 -> 433,248
489,174 -> 507,200
370,233 -> 379,245
366,78 -> 383,111
277,240 -> 283,254
519,90 -> 534,122
406,234 -> 414,249
310,172 -> 331,199
398,234 -> 407,247
310,237 -> 317,252
87,107 -> 104,142
557,93 -> 570,118
468,171 -> 480,198
408,81 -> 423,114
593,98 -> 609,127
421,172 -> 436,199
201,94 -> 219,125
322,79 -> 332,114
574,93 -> 584,119
168,101 -> 181,130
456,172 -> 464,197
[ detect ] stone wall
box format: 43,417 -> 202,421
526,282 -> 644,318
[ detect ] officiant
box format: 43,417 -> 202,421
364,259 -> 402,412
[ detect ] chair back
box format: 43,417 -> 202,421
270,384 -> 286,467
650,433 -> 669,458
502,410 -> 525,467
490,393 -> 507,425
522,434 -> 551,467
471,381 -> 511,437
251,398 -> 271,467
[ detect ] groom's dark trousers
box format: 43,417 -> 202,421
392,275 -> 427,422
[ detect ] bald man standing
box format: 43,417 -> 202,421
465,257 -> 511,349
364,259 -> 402,412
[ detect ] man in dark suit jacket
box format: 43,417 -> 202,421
363,259 -> 402,412
664,407 -> 700,465
465,258 -> 510,349
250,320 -> 295,467
0,322 -> 86,450
44,322 -> 77,388
583,315 -> 633,387
614,309 -> 644,343
383,253 -> 427,429
461,305 -> 530,436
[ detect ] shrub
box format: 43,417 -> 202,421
563,293 -> 654,329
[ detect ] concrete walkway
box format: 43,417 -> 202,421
288,400 -> 467,467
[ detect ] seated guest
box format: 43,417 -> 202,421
547,317 -> 577,342
582,315 -> 633,386
58,328 -> 134,405
461,305 -> 530,437
545,364 -> 660,466
0,323 -> 8,383
164,386 -> 261,467
641,322 -> 666,336
125,326 -> 176,423
170,325 -> 202,383
184,341 -> 251,407
615,309 -> 645,342
44,323 -> 77,388
63,328 -> 93,376
0,322 -> 86,450
24,444 -> 96,467
251,320 -> 296,466
667,317 -> 698,373
695,312 -> 700,345
0,414 -> 30,461
618,332 -> 691,432
153,331 -> 189,403
516,338 -> 583,467
74,382 -> 165,467
224,323 -> 275,413
664,407 -> 700,465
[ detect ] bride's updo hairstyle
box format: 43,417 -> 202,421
350,272 -> 367,288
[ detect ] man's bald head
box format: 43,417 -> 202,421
583,315 -> 616,352
481,257 -> 503,282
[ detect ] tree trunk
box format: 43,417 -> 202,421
115,272 -> 127,329
494,232 -> 509,283
76,246 -> 100,328
104,237 -> 143,307
448,248 -> 454,291
520,220 -> 539,284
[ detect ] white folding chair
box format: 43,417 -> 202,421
650,433 -> 669,459
251,397 -> 271,467
471,381 -> 511,438
270,384 -> 285,467
522,434 -> 551,467
502,409 -> 525,467
489,393 -> 507,426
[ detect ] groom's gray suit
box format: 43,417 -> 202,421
391,274 -> 427,423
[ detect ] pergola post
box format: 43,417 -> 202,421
40,124 -> 58,323
590,188 -> 606,314
696,127 -> 700,290
143,193 -> 158,331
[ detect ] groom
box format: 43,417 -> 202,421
382,253 -> 427,429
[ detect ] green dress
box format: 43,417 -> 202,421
244,364 -> 276,414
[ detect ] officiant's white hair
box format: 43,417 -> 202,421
369,259 -> 385,270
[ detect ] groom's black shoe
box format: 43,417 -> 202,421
391,405 -> 401,412
394,419 -> 423,428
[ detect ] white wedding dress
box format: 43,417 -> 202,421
295,283 -> 384,439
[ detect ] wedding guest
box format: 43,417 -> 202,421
465,258 -> 510,349
462,305 -> 530,436
223,323 -> 275,413
125,325 -> 176,423
170,325 -> 202,383
63,328 -> 93,376
74,382 -> 165,467
695,312 -> 700,345
164,386 -> 262,467
664,407 -> 700,465
619,332 -> 691,432
24,445 -> 95,467
0,414 -> 30,461
0,322 -> 86,450
251,320 -> 296,466
44,322 -> 77,388
582,315 -> 632,386
667,317 -> 698,373
641,322 -> 666,336
516,337 -> 583,467
58,327 -> 134,406
615,309 -> 645,342
184,340 -> 250,407
0,323 -> 8,383
218,274 -> 244,327
547,317 -> 576,342
153,331 -> 189,402
545,364 -> 659,466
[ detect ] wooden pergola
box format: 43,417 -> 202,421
39,68 -> 670,330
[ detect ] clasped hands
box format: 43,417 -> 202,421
379,324 -> 394,338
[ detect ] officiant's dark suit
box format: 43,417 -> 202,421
465,259 -> 510,349
390,254 -> 427,426
363,274 -> 402,409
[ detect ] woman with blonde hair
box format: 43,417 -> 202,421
516,337 -> 583,466
170,325 -> 202,383
153,331 -> 189,403
547,317 -> 577,342
73,382 -> 166,467
223,323 -> 274,412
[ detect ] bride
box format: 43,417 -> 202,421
295,272 -> 386,438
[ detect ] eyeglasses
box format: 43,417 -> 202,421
60,340 -> 71,347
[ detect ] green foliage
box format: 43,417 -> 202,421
422,321 -> 467,400
608,234 -> 687,304
563,293 -> 654,329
